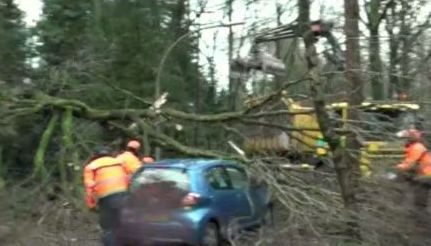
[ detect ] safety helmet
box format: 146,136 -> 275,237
396,129 -> 422,141
93,146 -> 111,156
127,140 -> 141,149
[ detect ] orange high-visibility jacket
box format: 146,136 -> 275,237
397,142 -> 431,177
116,151 -> 142,175
83,156 -> 129,208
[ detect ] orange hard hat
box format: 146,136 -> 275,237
396,129 -> 422,140
127,140 -> 141,149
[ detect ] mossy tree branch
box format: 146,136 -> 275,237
6,91 -> 318,165
33,114 -> 59,181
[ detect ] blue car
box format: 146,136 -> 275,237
118,159 -> 273,246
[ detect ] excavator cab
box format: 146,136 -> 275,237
328,101 -> 421,175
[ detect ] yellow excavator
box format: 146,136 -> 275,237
238,21 -> 423,176
243,95 -> 421,176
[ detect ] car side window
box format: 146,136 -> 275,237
206,167 -> 231,190
225,167 -> 248,190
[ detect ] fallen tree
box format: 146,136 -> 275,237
2,83 -> 322,172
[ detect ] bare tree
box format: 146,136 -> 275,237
364,0 -> 393,100
342,0 -> 364,238
298,0 -> 363,239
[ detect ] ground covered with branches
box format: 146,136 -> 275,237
0,185 -> 99,245
2,160 -> 431,246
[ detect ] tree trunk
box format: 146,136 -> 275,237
60,108 -> 76,196
299,0 -> 362,239
343,0 -> 363,238
369,28 -> 383,100
387,3 -> 399,97
400,6 -> 411,93
388,38 -> 399,96
227,0 -> 235,110
368,0 -> 384,100
274,3 -> 284,89
297,0 -> 339,151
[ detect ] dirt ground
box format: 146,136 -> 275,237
0,189 -> 101,246
2,179 -> 431,246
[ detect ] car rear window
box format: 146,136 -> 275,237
130,168 -> 190,192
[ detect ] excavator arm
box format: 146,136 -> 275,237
257,20 -> 344,69
231,20 -> 345,74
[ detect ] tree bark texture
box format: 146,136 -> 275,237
299,0 -> 362,239
386,2 -> 400,97
297,0 -> 339,151
368,0 -> 384,100
399,0 -> 411,93
343,0 -> 363,238
227,0 -> 235,110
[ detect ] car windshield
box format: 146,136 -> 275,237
130,168 -> 190,192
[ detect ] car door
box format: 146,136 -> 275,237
205,166 -> 238,223
224,166 -> 254,227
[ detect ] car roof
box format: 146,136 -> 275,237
142,158 -> 237,170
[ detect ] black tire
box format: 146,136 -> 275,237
200,222 -> 221,246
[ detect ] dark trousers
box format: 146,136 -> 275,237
98,192 -> 127,246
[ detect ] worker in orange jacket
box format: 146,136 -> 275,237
83,147 -> 128,246
395,129 -> 431,226
116,140 -> 143,176
396,129 -> 431,178
117,140 -> 154,176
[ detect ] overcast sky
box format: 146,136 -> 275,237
16,0 -> 42,26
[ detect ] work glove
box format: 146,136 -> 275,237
383,172 -> 398,181
86,195 -> 97,210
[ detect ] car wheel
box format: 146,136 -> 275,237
201,222 -> 220,246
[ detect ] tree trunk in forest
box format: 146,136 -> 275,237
274,3 -> 284,89
368,0 -> 384,100
297,0 -> 339,151
60,111 -> 69,193
400,1 -> 411,93
343,0 -> 363,238
227,0 -> 235,110
299,0 -> 362,239
386,3 -> 399,97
